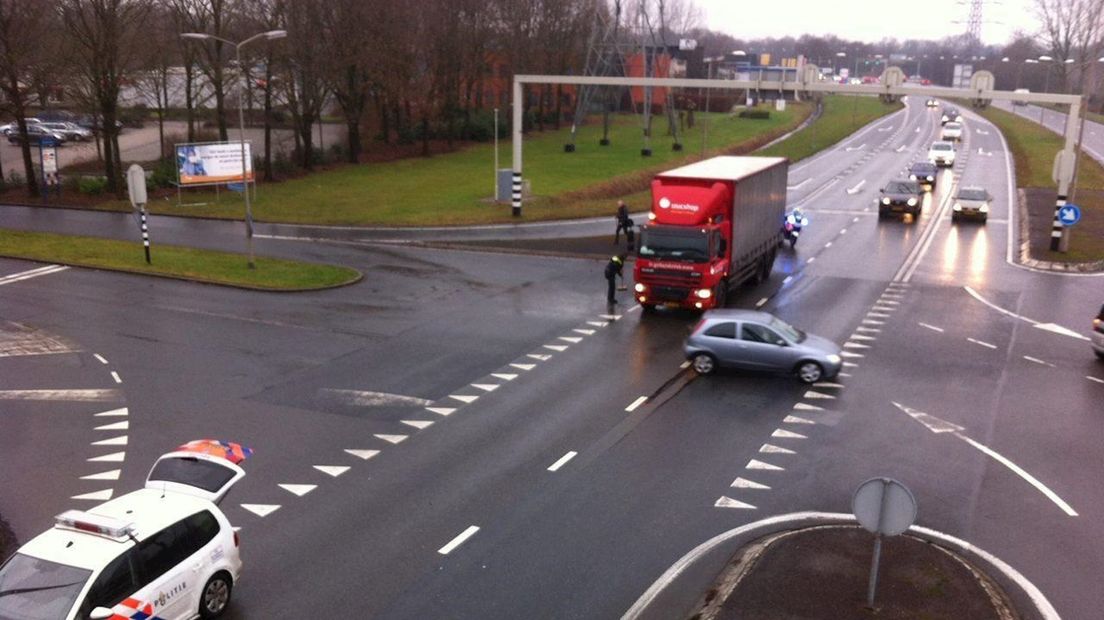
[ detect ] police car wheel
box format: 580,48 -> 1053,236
200,572 -> 233,618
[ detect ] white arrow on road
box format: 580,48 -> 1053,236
964,286 -> 1089,341
846,180 -> 866,195
891,402 -> 1076,516
845,143 -> 866,152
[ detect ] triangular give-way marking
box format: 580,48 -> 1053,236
491,373 -> 517,381
783,415 -> 816,425
543,344 -> 568,352
558,336 -> 583,343
771,429 -> 807,439
849,334 -> 876,341
88,451 -> 125,462
840,351 -> 865,358
426,407 -> 456,416
511,363 -> 536,371
449,394 -> 478,403
91,435 -> 128,446
527,354 -> 551,361
279,484 -> 316,497
813,382 -> 845,388
241,504 -> 281,517
471,383 -> 499,392
313,465 -> 350,477
760,443 -> 796,454
844,342 -> 871,349
746,459 -> 784,471
599,314 -> 621,320
714,496 -> 757,509
94,420 -> 129,431
72,489 -> 114,501
344,449 -> 379,460
93,407 -> 128,417
586,321 -> 609,327
573,329 -> 596,335
803,391 -> 836,399
793,403 -> 823,411
81,469 -> 121,481
731,477 -> 771,489
375,434 -> 408,445
401,420 -> 434,430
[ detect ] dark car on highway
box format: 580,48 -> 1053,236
952,187 -> 992,223
941,106 -> 962,125
908,162 -> 938,190
879,179 -> 924,219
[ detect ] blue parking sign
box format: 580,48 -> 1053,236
1058,204 -> 1081,226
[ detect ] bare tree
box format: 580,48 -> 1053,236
1036,0 -> 1104,93
0,0 -> 56,194
279,0 -> 327,169
172,0 -> 237,139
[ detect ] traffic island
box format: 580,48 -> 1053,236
1019,188 -> 1104,271
0,229 -> 361,291
688,525 -> 1019,620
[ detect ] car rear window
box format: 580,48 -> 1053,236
148,457 -> 235,493
932,143 -> 952,151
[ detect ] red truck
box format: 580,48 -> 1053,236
633,156 -> 788,311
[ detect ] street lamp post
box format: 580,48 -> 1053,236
834,51 -> 846,79
181,29 -> 287,269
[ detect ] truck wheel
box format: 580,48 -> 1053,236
691,353 -> 717,375
796,361 -> 823,384
641,303 -> 656,313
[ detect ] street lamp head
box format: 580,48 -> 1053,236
836,51 -> 846,57
1026,59 -> 1038,64
1039,55 -> 1053,62
263,29 -> 287,40
1064,58 -> 1074,64
180,32 -> 211,40
1001,57 -> 1009,62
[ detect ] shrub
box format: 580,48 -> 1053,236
148,159 -> 177,189
78,176 -> 108,195
738,109 -> 771,119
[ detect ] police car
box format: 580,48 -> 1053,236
0,441 -> 249,619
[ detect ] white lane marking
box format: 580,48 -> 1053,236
543,344 -> 568,352
862,319 -> 885,325
471,383 -> 499,392
714,496 -> 757,509
680,361 -> 691,369
772,429 -> 807,439
0,265 -> 69,286
91,435 -> 127,446
844,143 -> 866,151
866,312 -> 890,318
449,394 -> 478,403
401,420 -> 434,430
599,314 -> 621,320
93,354 -> 109,364
510,363 -> 536,371
856,326 -> 881,333
783,415 -> 815,425
812,382 -> 844,388
967,338 -> 998,350
491,373 -> 517,381
846,180 -> 866,194
918,322 -> 944,333
623,511 -> 1062,620
895,144 -> 907,152
956,433 -> 1077,516
759,443 -> 796,454
755,297 -> 769,308
1035,322 -> 1090,341
1087,376 -> 1104,384
746,459 -> 784,470
438,525 -> 480,555
558,336 -> 583,343
782,276 -> 793,284
843,342 -> 869,349
320,389 -> 433,407
587,321 -> 609,327
110,372 -> 121,383
0,389 -> 123,401
839,372 -> 853,377
94,421 -> 128,431
241,504 -> 281,517
72,489 -> 113,501
573,329 -> 595,336
803,390 -> 836,399
81,469 -> 121,481
547,451 -> 578,472
88,451 -> 125,462
344,449 -> 379,460
792,403 -> 823,411
528,354 -> 552,361
842,362 -> 860,367
314,465 -> 350,477
824,242 -> 833,248
374,434 -> 408,444
1023,356 -> 1056,367
426,407 -> 456,416
852,216 -> 860,223
892,401 -> 965,433
964,286 -> 1038,324
786,178 -> 810,190
839,228 -> 847,235
877,299 -> 900,305
625,396 -> 648,412
627,305 -> 641,314
731,477 -> 771,489
840,351 -> 864,358
806,257 -> 815,264
94,407 -> 127,417
279,484 -> 316,496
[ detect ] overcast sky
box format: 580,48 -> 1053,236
695,0 -> 1037,46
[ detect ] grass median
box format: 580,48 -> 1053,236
0,229 -> 361,290
973,104 -> 1104,263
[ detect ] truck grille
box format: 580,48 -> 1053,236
640,268 -> 701,288
651,286 -> 689,302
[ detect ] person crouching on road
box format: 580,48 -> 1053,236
614,200 -> 632,244
605,254 -> 625,304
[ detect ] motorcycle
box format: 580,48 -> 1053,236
783,212 -> 809,248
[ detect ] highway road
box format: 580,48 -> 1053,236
1,95 -> 1101,619
992,98 -> 1104,166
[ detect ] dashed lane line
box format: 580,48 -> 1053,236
918,322 -> 944,333
547,451 -> 578,472
625,396 -> 648,412
0,265 -> 69,286
967,338 -> 998,350
438,525 -> 480,555
1023,356 -> 1056,368
93,354 -> 109,364
1087,376 -> 1104,385
110,372 -> 122,384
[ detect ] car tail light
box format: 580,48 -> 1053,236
234,530 -> 240,547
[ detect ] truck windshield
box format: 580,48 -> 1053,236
0,553 -> 90,619
639,227 -> 709,261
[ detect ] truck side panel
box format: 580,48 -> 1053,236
730,161 -> 788,274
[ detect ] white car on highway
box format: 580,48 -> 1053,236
0,442 -> 247,619
928,141 -> 956,168
941,122 -> 963,141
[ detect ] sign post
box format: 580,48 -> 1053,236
852,478 -> 917,609
126,164 -> 152,264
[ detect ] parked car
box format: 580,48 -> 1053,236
928,141 -> 956,168
879,179 -> 924,219
952,187 -> 992,223
0,440 -> 248,620
684,309 -> 842,383
908,161 -> 939,190
941,107 -> 963,125
1091,304 -> 1104,360
0,117 -> 42,136
39,121 -> 92,142
7,123 -> 66,145
941,121 -> 964,141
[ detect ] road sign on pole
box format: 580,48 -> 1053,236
1058,204 -> 1081,226
126,164 -> 152,264
852,478 -> 917,609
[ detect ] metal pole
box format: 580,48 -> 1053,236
237,44 -> 255,269
702,62 -> 712,155
511,78 -> 523,217
139,205 -> 151,264
494,107 -> 499,201
1053,97 -> 1082,252
866,535 -> 883,608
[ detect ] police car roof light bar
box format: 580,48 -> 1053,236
55,510 -> 135,540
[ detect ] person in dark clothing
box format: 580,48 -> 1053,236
625,223 -> 635,252
605,255 -> 624,304
614,200 -> 632,244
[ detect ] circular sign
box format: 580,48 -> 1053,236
658,197 -> 671,209
852,477 -> 917,536
1059,204 -> 1081,226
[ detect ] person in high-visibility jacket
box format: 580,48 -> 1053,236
605,255 -> 624,304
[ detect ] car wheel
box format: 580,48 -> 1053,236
199,572 -> 233,618
796,361 -> 823,384
691,353 -> 717,375
980,215 -> 988,224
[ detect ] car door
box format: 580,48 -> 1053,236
740,323 -> 797,371
700,321 -> 740,365
128,519 -> 205,619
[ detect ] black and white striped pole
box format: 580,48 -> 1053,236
126,164 -> 152,264
1051,98 -> 1083,253
512,78 -> 523,217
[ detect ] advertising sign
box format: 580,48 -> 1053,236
41,146 -> 58,174
176,141 -> 253,186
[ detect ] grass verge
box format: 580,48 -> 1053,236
758,94 -> 903,162
0,229 -> 361,290
973,104 -> 1104,262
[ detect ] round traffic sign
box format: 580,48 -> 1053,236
852,478 -> 917,536
1059,204 -> 1081,226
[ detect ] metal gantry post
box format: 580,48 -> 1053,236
1052,97 -> 1082,252
512,78 -> 524,217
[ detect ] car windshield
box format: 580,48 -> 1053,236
0,553 -> 90,620
944,123 -> 962,130
885,182 -> 916,194
769,316 -> 805,343
931,143 -> 953,151
957,189 -> 988,201
639,227 -> 709,261
911,164 -> 934,173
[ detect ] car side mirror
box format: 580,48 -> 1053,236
879,188 -> 884,193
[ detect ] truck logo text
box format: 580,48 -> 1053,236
658,197 -> 699,212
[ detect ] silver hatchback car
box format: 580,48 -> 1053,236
684,309 -> 843,383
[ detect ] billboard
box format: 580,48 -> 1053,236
176,141 -> 253,186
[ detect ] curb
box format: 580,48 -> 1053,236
1015,188 -> 1104,273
